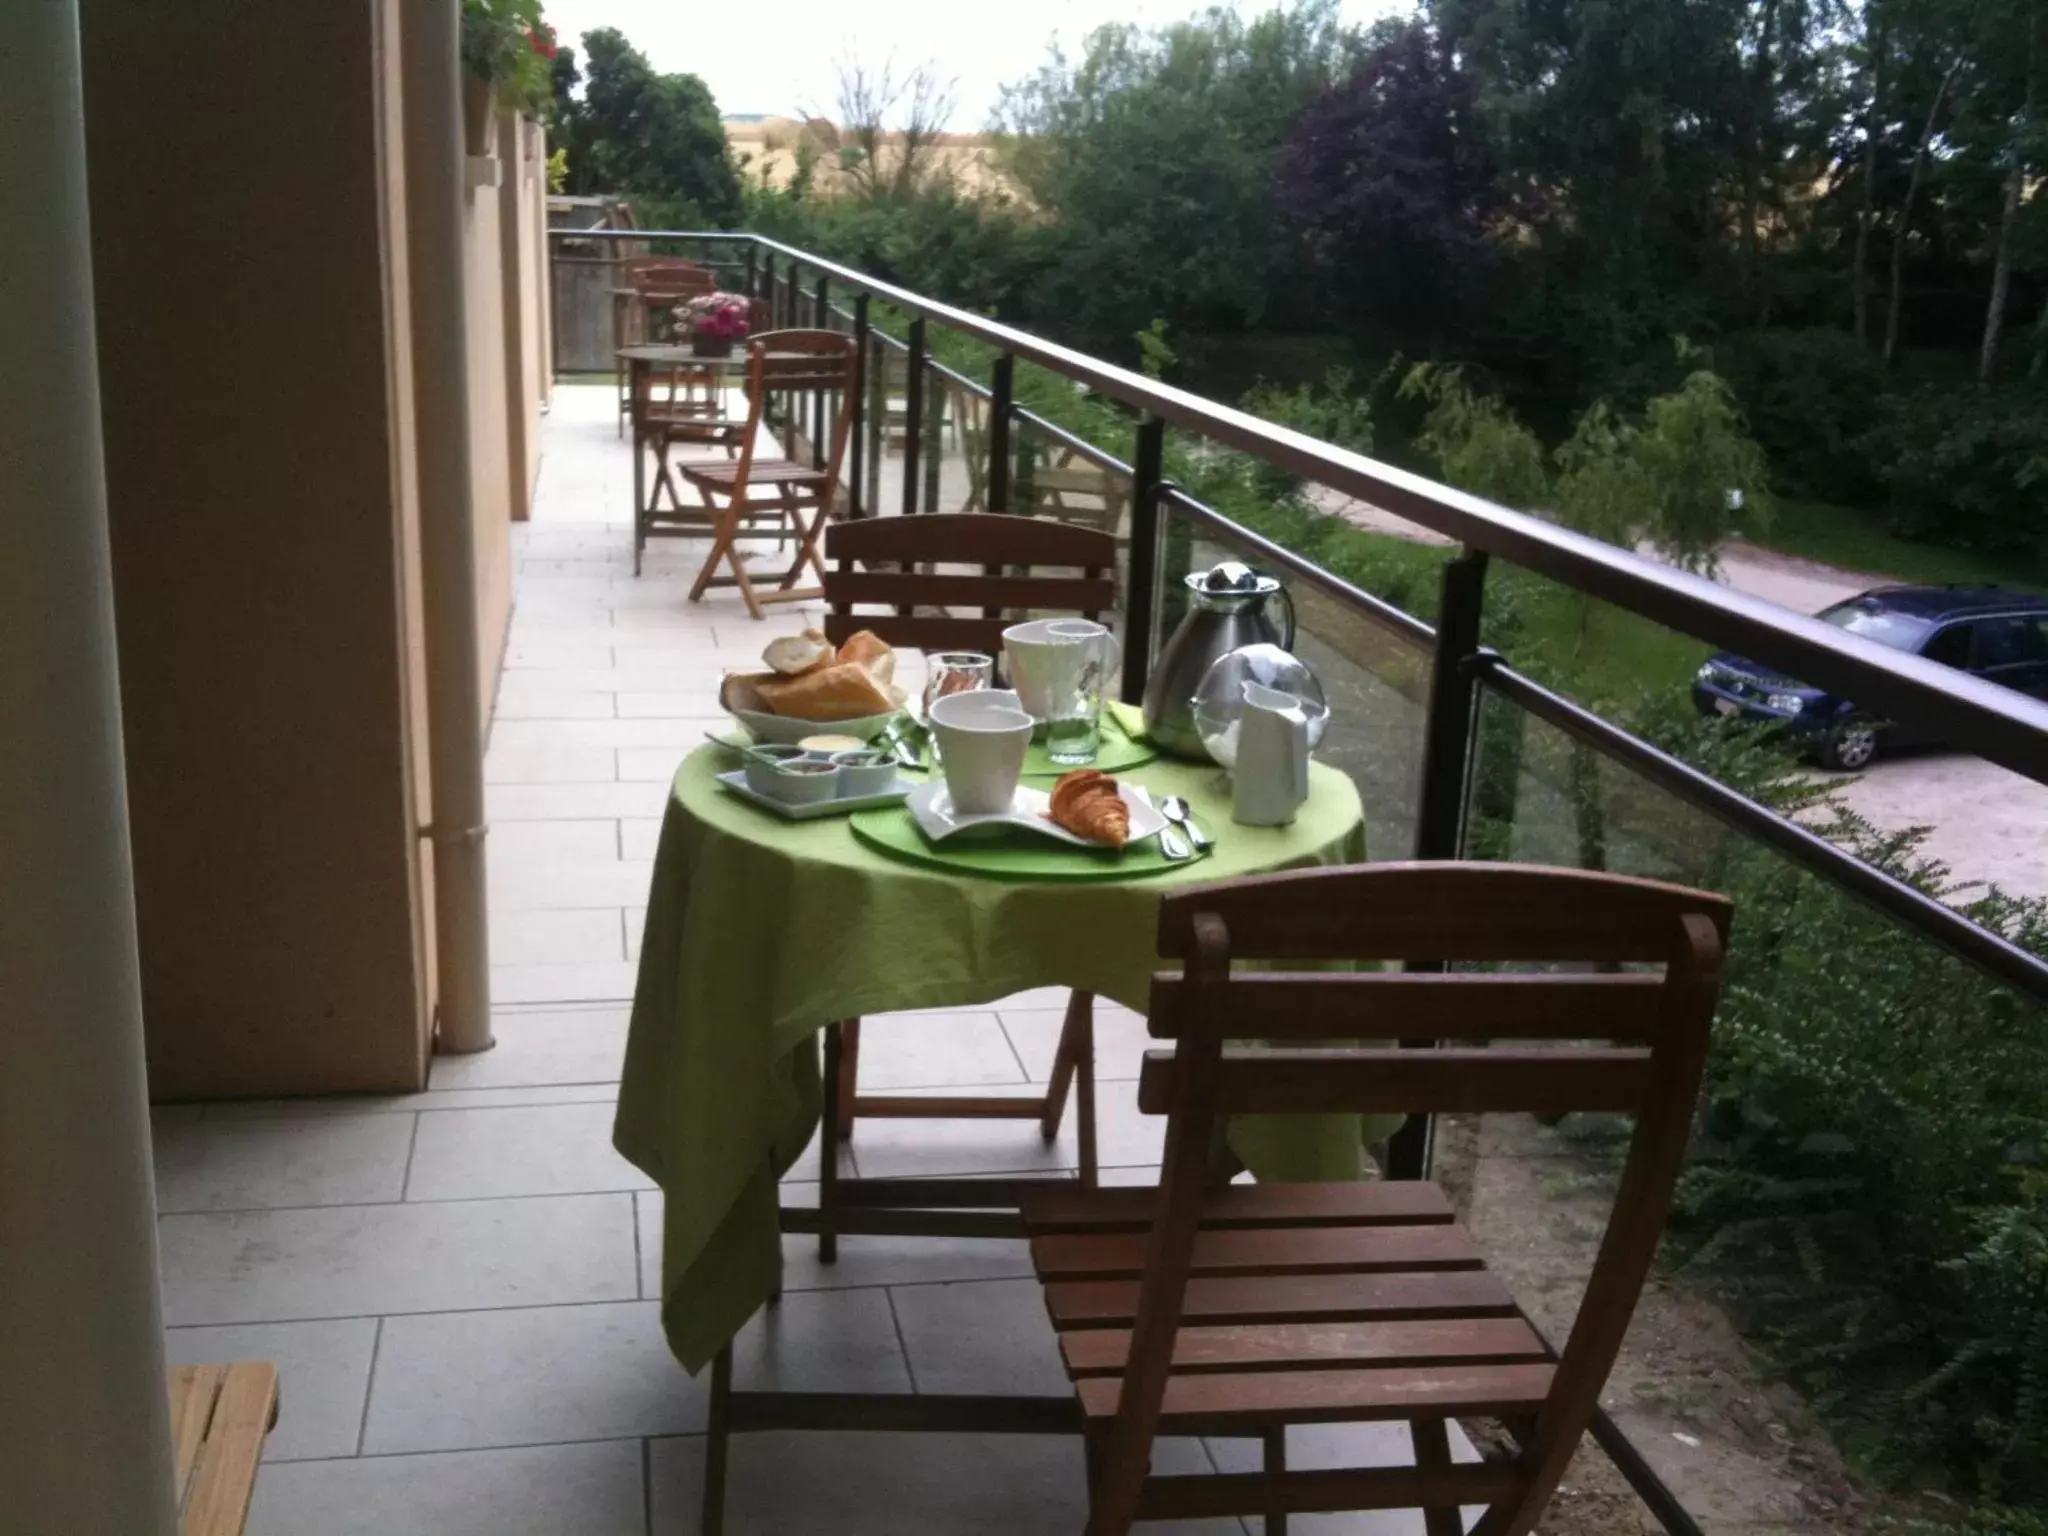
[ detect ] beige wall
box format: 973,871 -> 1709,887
466,121 -> 514,704
498,113 -> 546,523
464,123 -> 514,710
80,4 -> 429,1097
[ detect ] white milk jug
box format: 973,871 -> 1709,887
1231,682 -> 1311,827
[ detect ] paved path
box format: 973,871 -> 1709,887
1317,489 -> 2048,900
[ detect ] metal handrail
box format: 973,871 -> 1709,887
555,225 -> 2048,787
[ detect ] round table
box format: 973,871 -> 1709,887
615,744 -> 1369,1372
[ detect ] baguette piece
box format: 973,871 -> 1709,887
719,671 -> 776,714
764,629 -> 833,676
836,629 -> 894,683
755,661 -> 897,722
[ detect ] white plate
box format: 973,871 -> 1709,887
715,768 -> 911,820
730,708 -> 905,746
906,780 -> 1166,848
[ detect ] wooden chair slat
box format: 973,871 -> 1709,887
826,570 -> 1116,614
167,1363 -> 223,1498
684,459 -> 831,487
820,614 -> 1056,654
1136,1463 -> 1522,1523
1021,1179 -> 1453,1233
180,1363 -> 279,1536
1044,1269 -> 1518,1329
1060,1317 -> 1549,1378
1135,1047 -> 1657,1117
1032,1221 -> 1481,1282
826,511 -> 1119,568
1145,971 -> 1666,1041
167,1360 -> 279,1536
1077,1360 -> 1557,1428
1152,862 -> 1731,962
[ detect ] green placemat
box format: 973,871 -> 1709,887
847,804 -> 1198,881
1020,731 -> 1156,777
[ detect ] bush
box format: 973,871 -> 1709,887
1717,328 -> 1890,504
1866,385 -> 2048,561
1666,797 -> 2048,1500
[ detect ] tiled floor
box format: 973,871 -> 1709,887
157,386 -> 1461,1533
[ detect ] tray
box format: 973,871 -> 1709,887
715,768 -> 911,820
850,785 -> 1194,882
905,781 -> 1166,848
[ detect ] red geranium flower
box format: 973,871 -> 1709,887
528,25 -> 556,58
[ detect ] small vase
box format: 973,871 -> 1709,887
690,334 -> 736,358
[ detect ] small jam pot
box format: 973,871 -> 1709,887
830,749 -> 898,797
757,758 -> 840,805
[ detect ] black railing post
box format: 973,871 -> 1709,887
762,252 -> 775,319
1412,550 -> 1489,861
1121,418 -> 1167,705
902,319 -> 926,515
744,243 -> 758,300
849,294 -> 870,518
987,354 -> 1014,513
1385,548 -> 1490,1182
812,275 -> 829,469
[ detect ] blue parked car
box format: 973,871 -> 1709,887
1692,584 -> 2048,770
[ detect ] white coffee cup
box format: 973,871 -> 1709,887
1001,619 -> 1122,722
929,690 -> 1034,815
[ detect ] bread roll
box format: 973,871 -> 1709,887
755,661 -> 896,722
764,629 -> 833,676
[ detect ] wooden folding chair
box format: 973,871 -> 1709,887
677,330 -> 857,620
810,513 -> 1120,1254
1021,862 -> 1730,1536
615,257 -> 718,434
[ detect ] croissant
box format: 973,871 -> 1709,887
1048,769 -> 1130,848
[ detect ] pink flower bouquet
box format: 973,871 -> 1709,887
678,291 -> 753,355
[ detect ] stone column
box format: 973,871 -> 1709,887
0,4 -> 180,1531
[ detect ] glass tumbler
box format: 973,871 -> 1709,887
921,652 -> 994,766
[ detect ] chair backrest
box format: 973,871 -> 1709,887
1124,862 -> 1730,1526
625,256 -> 717,299
726,330 -> 860,499
821,513 -> 1119,654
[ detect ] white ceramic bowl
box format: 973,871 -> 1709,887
731,708 -> 903,746
830,749 -> 899,798
742,744 -> 810,798
757,758 -> 840,805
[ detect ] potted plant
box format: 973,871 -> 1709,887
679,292 -> 754,358
460,0 -> 555,157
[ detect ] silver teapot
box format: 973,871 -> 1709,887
1142,561 -> 1297,759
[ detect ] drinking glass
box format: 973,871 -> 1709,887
922,652 -> 993,715
1045,648 -> 1114,765
922,652 -> 993,766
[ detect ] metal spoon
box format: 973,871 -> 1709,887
1134,787 -> 1192,860
1159,795 -> 1213,854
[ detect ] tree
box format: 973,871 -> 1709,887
810,56 -> 959,204
1274,19 -> 1497,351
552,28 -> 741,226
995,2 -> 1356,346
1974,0 -> 2044,380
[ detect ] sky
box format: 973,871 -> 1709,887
542,0 -> 1408,130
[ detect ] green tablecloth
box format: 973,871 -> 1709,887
615,746 -> 1373,1373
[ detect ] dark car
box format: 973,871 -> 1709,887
1692,584 -> 2048,770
